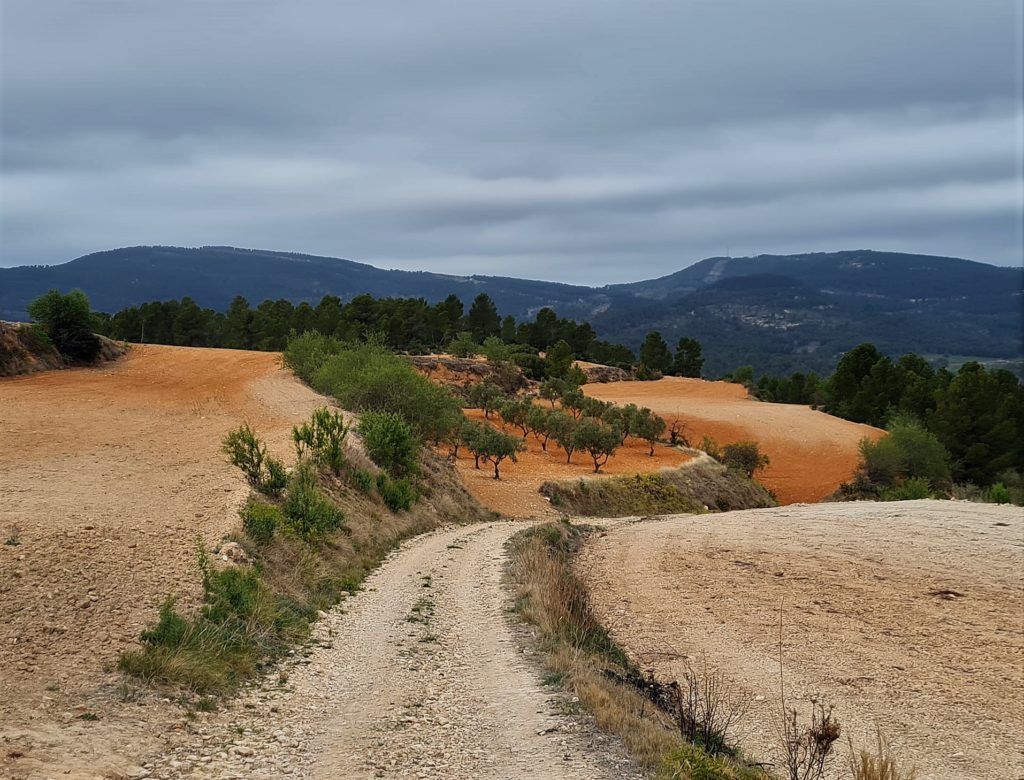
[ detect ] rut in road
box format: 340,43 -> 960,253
145,521 -> 640,779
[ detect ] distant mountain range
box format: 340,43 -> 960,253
2,246 -> 1020,376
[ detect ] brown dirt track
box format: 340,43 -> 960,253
584,376 -> 883,504
580,501 -> 1024,779
0,344 -> 326,778
451,408 -> 692,517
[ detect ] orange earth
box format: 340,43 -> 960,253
583,377 -> 883,504
451,407 -> 691,517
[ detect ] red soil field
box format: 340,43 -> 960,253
584,377 -> 883,504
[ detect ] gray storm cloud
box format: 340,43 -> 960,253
1,0 -> 1021,282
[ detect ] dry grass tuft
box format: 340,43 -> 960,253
849,732 -> 918,780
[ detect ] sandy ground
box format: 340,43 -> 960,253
0,344 -> 327,778
137,522 -> 642,779
452,408 -> 692,517
579,501 -> 1024,779
583,377 -> 883,504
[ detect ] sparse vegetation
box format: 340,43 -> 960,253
222,423 -> 287,495
509,520 -> 766,778
848,731 -> 918,780
26,288 -> 102,362
292,406 -> 349,474
721,441 -> 771,478
540,462 -> 775,517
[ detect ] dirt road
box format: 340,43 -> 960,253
0,344 -> 327,778
139,522 -> 640,779
580,501 -> 1024,779
583,377 -> 882,504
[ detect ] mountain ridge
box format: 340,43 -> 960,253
2,245 -> 1020,376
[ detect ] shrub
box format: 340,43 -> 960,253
879,477 -> 934,501
848,731 -> 919,780
448,331 -> 480,358
283,464 -> 345,538
859,415 -> 951,490
359,411 -> 419,477
376,473 -> 417,511
987,482 -> 1011,504
282,331 -> 344,381
346,465 -> 375,494
222,423 -> 285,494
242,501 -> 281,545
721,441 -> 770,478
307,341 -> 462,442
139,597 -> 190,650
292,407 -> 350,474
26,288 -> 101,361
699,435 -> 722,461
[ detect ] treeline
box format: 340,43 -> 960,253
751,343 -> 1023,487
97,293 -> 637,367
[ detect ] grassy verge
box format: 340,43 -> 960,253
507,519 -> 766,779
120,447 -> 491,695
539,461 -> 775,517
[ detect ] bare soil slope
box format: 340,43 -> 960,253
584,376 -> 882,503
0,344 -> 326,778
580,501 -> 1024,779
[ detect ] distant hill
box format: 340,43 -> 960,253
2,246 -> 1020,376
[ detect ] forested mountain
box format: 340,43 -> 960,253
2,246 -> 1020,375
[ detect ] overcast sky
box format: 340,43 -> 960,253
1,1 -> 1021,283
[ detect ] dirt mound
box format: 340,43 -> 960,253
0,321 -> 127,377
580,501 -> 1024,780
584,376 -> 882,504
0,344 -> 328,778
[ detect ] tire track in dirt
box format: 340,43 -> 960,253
143,522 -> 641,779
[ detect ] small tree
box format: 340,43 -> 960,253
580,396 -> 612,420
672,337 -> 704,378
358,411 -> 419,477
539,379 -> 563,408
639,331 -> 672,375
498,398 -> 533,438
467,381 -> 505,419
27,288 -> 101,361
573,418 -> 621,473
527,406 -> 556,451
633,409 -> 667,456
460,420 -> 490,469
544,339 -> 575,378
722,441 -> 770,477
549,414 -> 580,463
560,387 -> 586,419
448,331 -> 479,358
222,423 -> 286,494
473,425 -> 524,479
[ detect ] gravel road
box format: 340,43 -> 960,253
140,522 -> 640,779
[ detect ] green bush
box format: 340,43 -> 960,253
376,473 -> 417,512
305,341 -> 462,442
293,407 -> 350,474
359,411 -> 419,477
859,415 -> 951,489
242,501 -> 281,545
139,597 -> 190,649
346,465 -> 376,494
26,288 -> 101,361
657,744 -> 766,780
282,331 -> 344,381
879,476 -> 934,501
222,423 -> 286,495
721,441 -> 770,478
283,464 -> 345,538
987,482 -> 1011,504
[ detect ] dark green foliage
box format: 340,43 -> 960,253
572,418 -> 621,473
448,331 -> 479,357
671,337 -> 704,378
26,288 -> 101,361
720,441 -> 770,478
283,464 -> 346,537
560,387 -> 586,419
292,407 -> 350,474
549,413 -> 580,463
242,501 -> 281,545
282,331 -> 344,379
346,465 -> 375,494
544,339 -> 575,378
466,293 -> 501,342
498,397 -> 534,437
633,409 -> 667,455
139,598 -> 190,650
639,331 -> 673,375
376,473 -> 417,511
359,411 -> 419,477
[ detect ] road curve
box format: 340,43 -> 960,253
144,521 -> 640,779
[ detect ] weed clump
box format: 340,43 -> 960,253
283,464 -> 345,538
241,500 -> 281,545
222,423 -> 286,495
